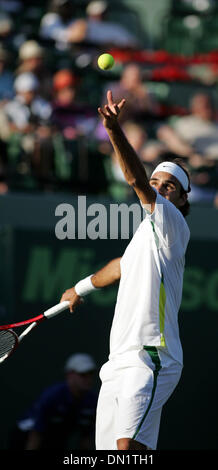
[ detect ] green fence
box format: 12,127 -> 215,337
0,193 -> 217,450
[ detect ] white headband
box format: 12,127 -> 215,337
151,162 -> 189,192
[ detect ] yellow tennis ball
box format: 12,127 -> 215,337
98,53 -> 115,70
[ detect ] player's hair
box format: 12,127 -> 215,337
161,156 -> 191,218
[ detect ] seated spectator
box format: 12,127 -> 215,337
40,0 -> 78,50
158,93 -> 218,159
157,92 -> 218,204
69,0 -> 139,48
95,65 -> 160,144
140,141 -> 168,179
8,353 -> 98,450
4,72 -> 52,133
1,72 -> 53,191
40,0 -> 138,50
122,120 -> 147,158
50,69 -> 108,193
51,69 -> 97,137
16,40 -> 53,100
0,44 -> 14,100
105,64 -> 161,124
0,11 -> 14,49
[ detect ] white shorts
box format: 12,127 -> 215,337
95,347 -> 182,450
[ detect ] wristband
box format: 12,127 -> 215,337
74,275 -> 97,296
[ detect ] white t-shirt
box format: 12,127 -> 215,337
109,190 -> 190,366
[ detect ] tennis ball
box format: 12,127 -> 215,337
98,53 -> 115,70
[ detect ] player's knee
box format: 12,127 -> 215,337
117,438 -> 148,450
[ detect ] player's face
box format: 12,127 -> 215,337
149,171 -> 187,209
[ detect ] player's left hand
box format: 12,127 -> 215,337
98,90 -> 126,129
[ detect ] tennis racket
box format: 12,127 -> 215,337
0,301 -> 70,364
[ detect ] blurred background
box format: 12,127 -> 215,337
0,0 -> 217,451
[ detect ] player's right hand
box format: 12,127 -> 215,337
60,287 -> 84,313
98,90 -> 125,129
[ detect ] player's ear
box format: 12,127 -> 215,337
179,191 -> 188,207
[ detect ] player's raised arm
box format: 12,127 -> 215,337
60,257 -> 121,312
98,90 -> 156,210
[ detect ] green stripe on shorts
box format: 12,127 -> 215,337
132,346 -> 162,441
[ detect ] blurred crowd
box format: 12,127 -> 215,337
0,0 -> 217,208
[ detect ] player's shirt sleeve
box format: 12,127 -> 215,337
141,189 -> 190,250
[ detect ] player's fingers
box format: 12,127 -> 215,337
105,105 -> 116,116
98,107 -> 108,119
70,297 -> 84,313
114,103 -> 123,115
97,106 -> 104,116
118,98 -> 126,110
107,89 -> 113,106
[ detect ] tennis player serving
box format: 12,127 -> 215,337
60,90 -> 191,451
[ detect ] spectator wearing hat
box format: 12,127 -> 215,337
4,72 -> 52,133
16,40 -> 53,100
9,353 -> 98,450
1,72 -> 53,191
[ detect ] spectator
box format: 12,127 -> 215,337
1,72 -> 53,191
158,93 -> 218,159
105,63 -> 160,124
122,120 -> 147,158
0,44 -> 14,100
0,12 -> 14,49
40,0 -> 78,50
4,72 -> 52,133
157,92 -> 218,203
40,0 -> 138,50
95,64 -> 160,145
51,69 -> 97,137
16,40 -> 53,100
50,69 -> 108,194
74,0 -> 138,48
9,353 -> 98,450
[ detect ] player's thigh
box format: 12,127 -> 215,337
95,365 -> 119,450
115,365 -> 181,449
115,366 -> 153,440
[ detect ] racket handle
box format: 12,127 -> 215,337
44,301 -> 70,319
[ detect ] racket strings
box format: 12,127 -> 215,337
0,330 -> 17,359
